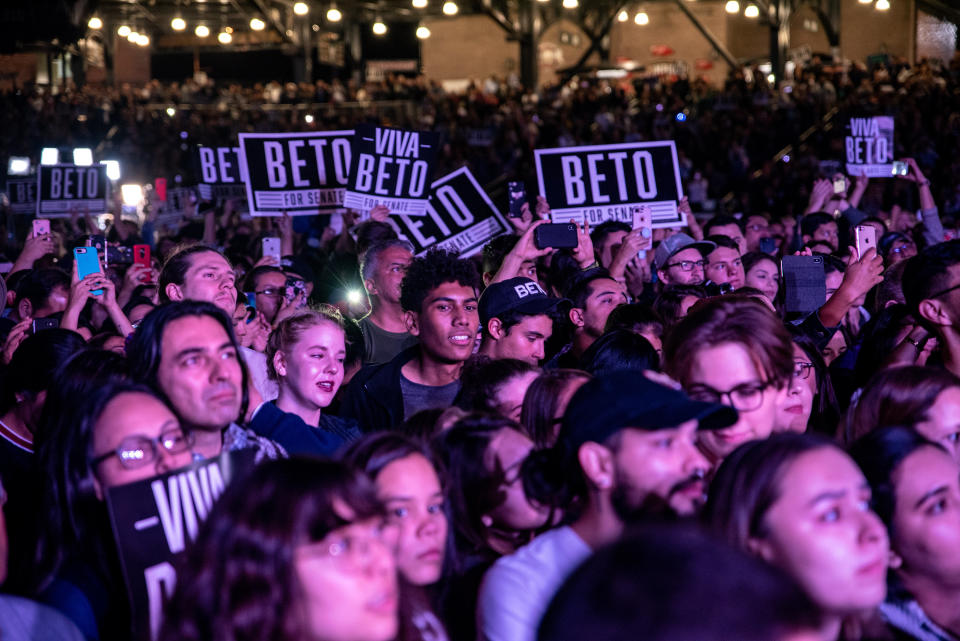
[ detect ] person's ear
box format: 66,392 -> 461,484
569,307 -> 585,329
577,442 -> 614,491
17,298 -> 33,321
918,298 -> 952,327
801,234 -> 812,244
364,277 -> 378,297
656,269 -> 669,285
482,271 -> 494,287
746,536 -> 777,564
272,350 -> 288,378
480,514 -> 494,528
488,318 -> 505,340
165,282 -> 184,302
889,550 -> 903,570
90,475 -> 105,502
405,310 -> 420,336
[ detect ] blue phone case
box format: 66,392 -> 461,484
74,247 -> 103,296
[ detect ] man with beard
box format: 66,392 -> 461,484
127,301 -> 284,461
476,371 -> 737,641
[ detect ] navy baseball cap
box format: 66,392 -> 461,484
478,277 -> 567,327
560,371 -> 738,449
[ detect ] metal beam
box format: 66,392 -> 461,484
481,0 -> 517,36
558,2 -> 626,82
248,0 -> 294,44
671,0 -> 738,69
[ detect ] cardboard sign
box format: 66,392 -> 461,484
5,176 -> 37,214
106,450 -> 256,641
153,187 -> 196,230
534,141 -> 684,228
392,167 -> 510,257
195,146 -> 248,202
342,123 -> 438,215
37,164 -> 109,217
845,116 -> 894,177
238,131 -> 353,216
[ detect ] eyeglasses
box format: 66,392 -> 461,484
889,244 -> 915,255
746,224 -> 768,232
793,361 -> 815,380
90,428 -> 194,470
665,259 -> 707,272
686,380 -> 773,412
254,288 -> 284,297
927,282 -> 960,300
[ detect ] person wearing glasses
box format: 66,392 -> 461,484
664,296 -> 793,464
160,458 -> 400,641
904,240 -> 960,381
774,337 -> 840,436
33,380 -> 197,640
243,265 -> 297,327
653,233 -> 715,288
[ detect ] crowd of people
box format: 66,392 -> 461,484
2,51 -> 960,641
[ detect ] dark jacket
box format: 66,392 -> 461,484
248,401 -> 361,457
340,346 -> 419,432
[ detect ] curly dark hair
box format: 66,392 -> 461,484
399,249 -> 480,314
159,458 -> 386,641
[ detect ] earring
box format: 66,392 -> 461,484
888,551 -> 903,570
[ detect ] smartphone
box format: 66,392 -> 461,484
632,205 -> 652,260
285,277 -> 306,302
534,223 -> 579,250
74,246 -> 104,296
759,237 -> 777,254
31,317 -> 60,333
781,255 -> 826,314
155,178 -> 168,202
32,219 -> 50,238
262,237 -> 282,264
891,161 -> 909,176
854,225 -> 877,260
507,182 -> 526,218
134,244 -> 151,268
832,177 -> 846,194
86,234 -> 106,254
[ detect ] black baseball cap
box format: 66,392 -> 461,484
478,277 -> 567,327
560,371 -> 738,449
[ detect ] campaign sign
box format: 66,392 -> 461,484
534,141 -> 684,228
343,123 -> 438,215
392,167 -> 510,257
238,131 -> 353,216
845,116 -> 894,177
154,186 -> 196,230
37,164 -> 109,217
195,146 -> 248,202
6,176 -> 37,214
106,450 -> 255,641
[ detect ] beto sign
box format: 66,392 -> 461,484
37,164 -> 109,217
196,146 -> 248,202
534,140 -> 684,228
238,130 -> 353,216
845,116 -> 894,178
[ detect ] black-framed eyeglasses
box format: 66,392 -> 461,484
90,428 -> 194,470
793,361 -> 815,380
686,380 -> 773,412
665,259 -> 707,272
927,282 -> 960,300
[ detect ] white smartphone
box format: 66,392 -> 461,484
632,205 -> 652,260
854,225 -> 877,260
262,237 -> 282,263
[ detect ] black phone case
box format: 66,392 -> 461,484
535,223 -> 578,250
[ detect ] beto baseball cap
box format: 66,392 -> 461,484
654,233 -> 716,270
478,277 -> 567,327
560,371 -> 738,450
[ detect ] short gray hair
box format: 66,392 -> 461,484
360,239 -> 414,284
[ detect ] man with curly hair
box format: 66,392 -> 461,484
341,249 -> 481,431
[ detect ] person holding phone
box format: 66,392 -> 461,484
61,251 -> 135,340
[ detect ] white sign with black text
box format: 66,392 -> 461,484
37,164 -> 109,218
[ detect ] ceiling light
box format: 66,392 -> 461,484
725,0 -> 740,12
326,3 -> 342,21
127,31 -> 139,42
41,148 -> 59,165
305,114 -> 315,123
372,20 -> 387,35
875,0 -> 890,10
416,24 -> 431,38
562,0 -> 578,8
195,24 -> 210,37
634,10 -> 649,24
413,0 -> 428,7
250,17 -> 265,30
88,16 -> 103,30
166,107 -> 176,116
858,0 -> 872,4
117,25 -> 131,37
442,1 -> 458,15
618,10 -> 628,21
293,2 -> 309,15
744,4 -> 759,17
171,16 -> 186,30
73,148 -> 93,166
101,160 -> 121,181
137,34 -> 150,46
218,31 -> 232,43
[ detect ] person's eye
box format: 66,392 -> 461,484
391,507 -> 408,519
465,304 -> 477,312
222,349 -> 238,360
947,433 -> 960,444
928,499 -> 948,516
202,271 -> 215,279
655,437 -> 673,449
820,507 -> 840,523
428,502 -> 444,514
437,304 -> 450,312
183,355 -> 202,367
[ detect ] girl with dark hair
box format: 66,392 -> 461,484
742,251 -> 780,304
455,357 -> 540,423
432,414 -> 550,641
704,433 -> 889,640
249,308 -> 361,456
580,329 -> 660,375
775,335 -> 841,436
520,369 -> 591,448
850,426 -> 960,641
34,379 -> 195,640
844,366 -> 960,461
160,458 -> 399,641
344,433 -> 450,641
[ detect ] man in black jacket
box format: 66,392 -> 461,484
341,249 -> 481,431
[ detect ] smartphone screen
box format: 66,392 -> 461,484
74,247 -> 104,296
33,219 -> 50,238
632,205 -> 652,259
507,182 -> 526,218
832,178 -> 846,194
854,225 -> 877,260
